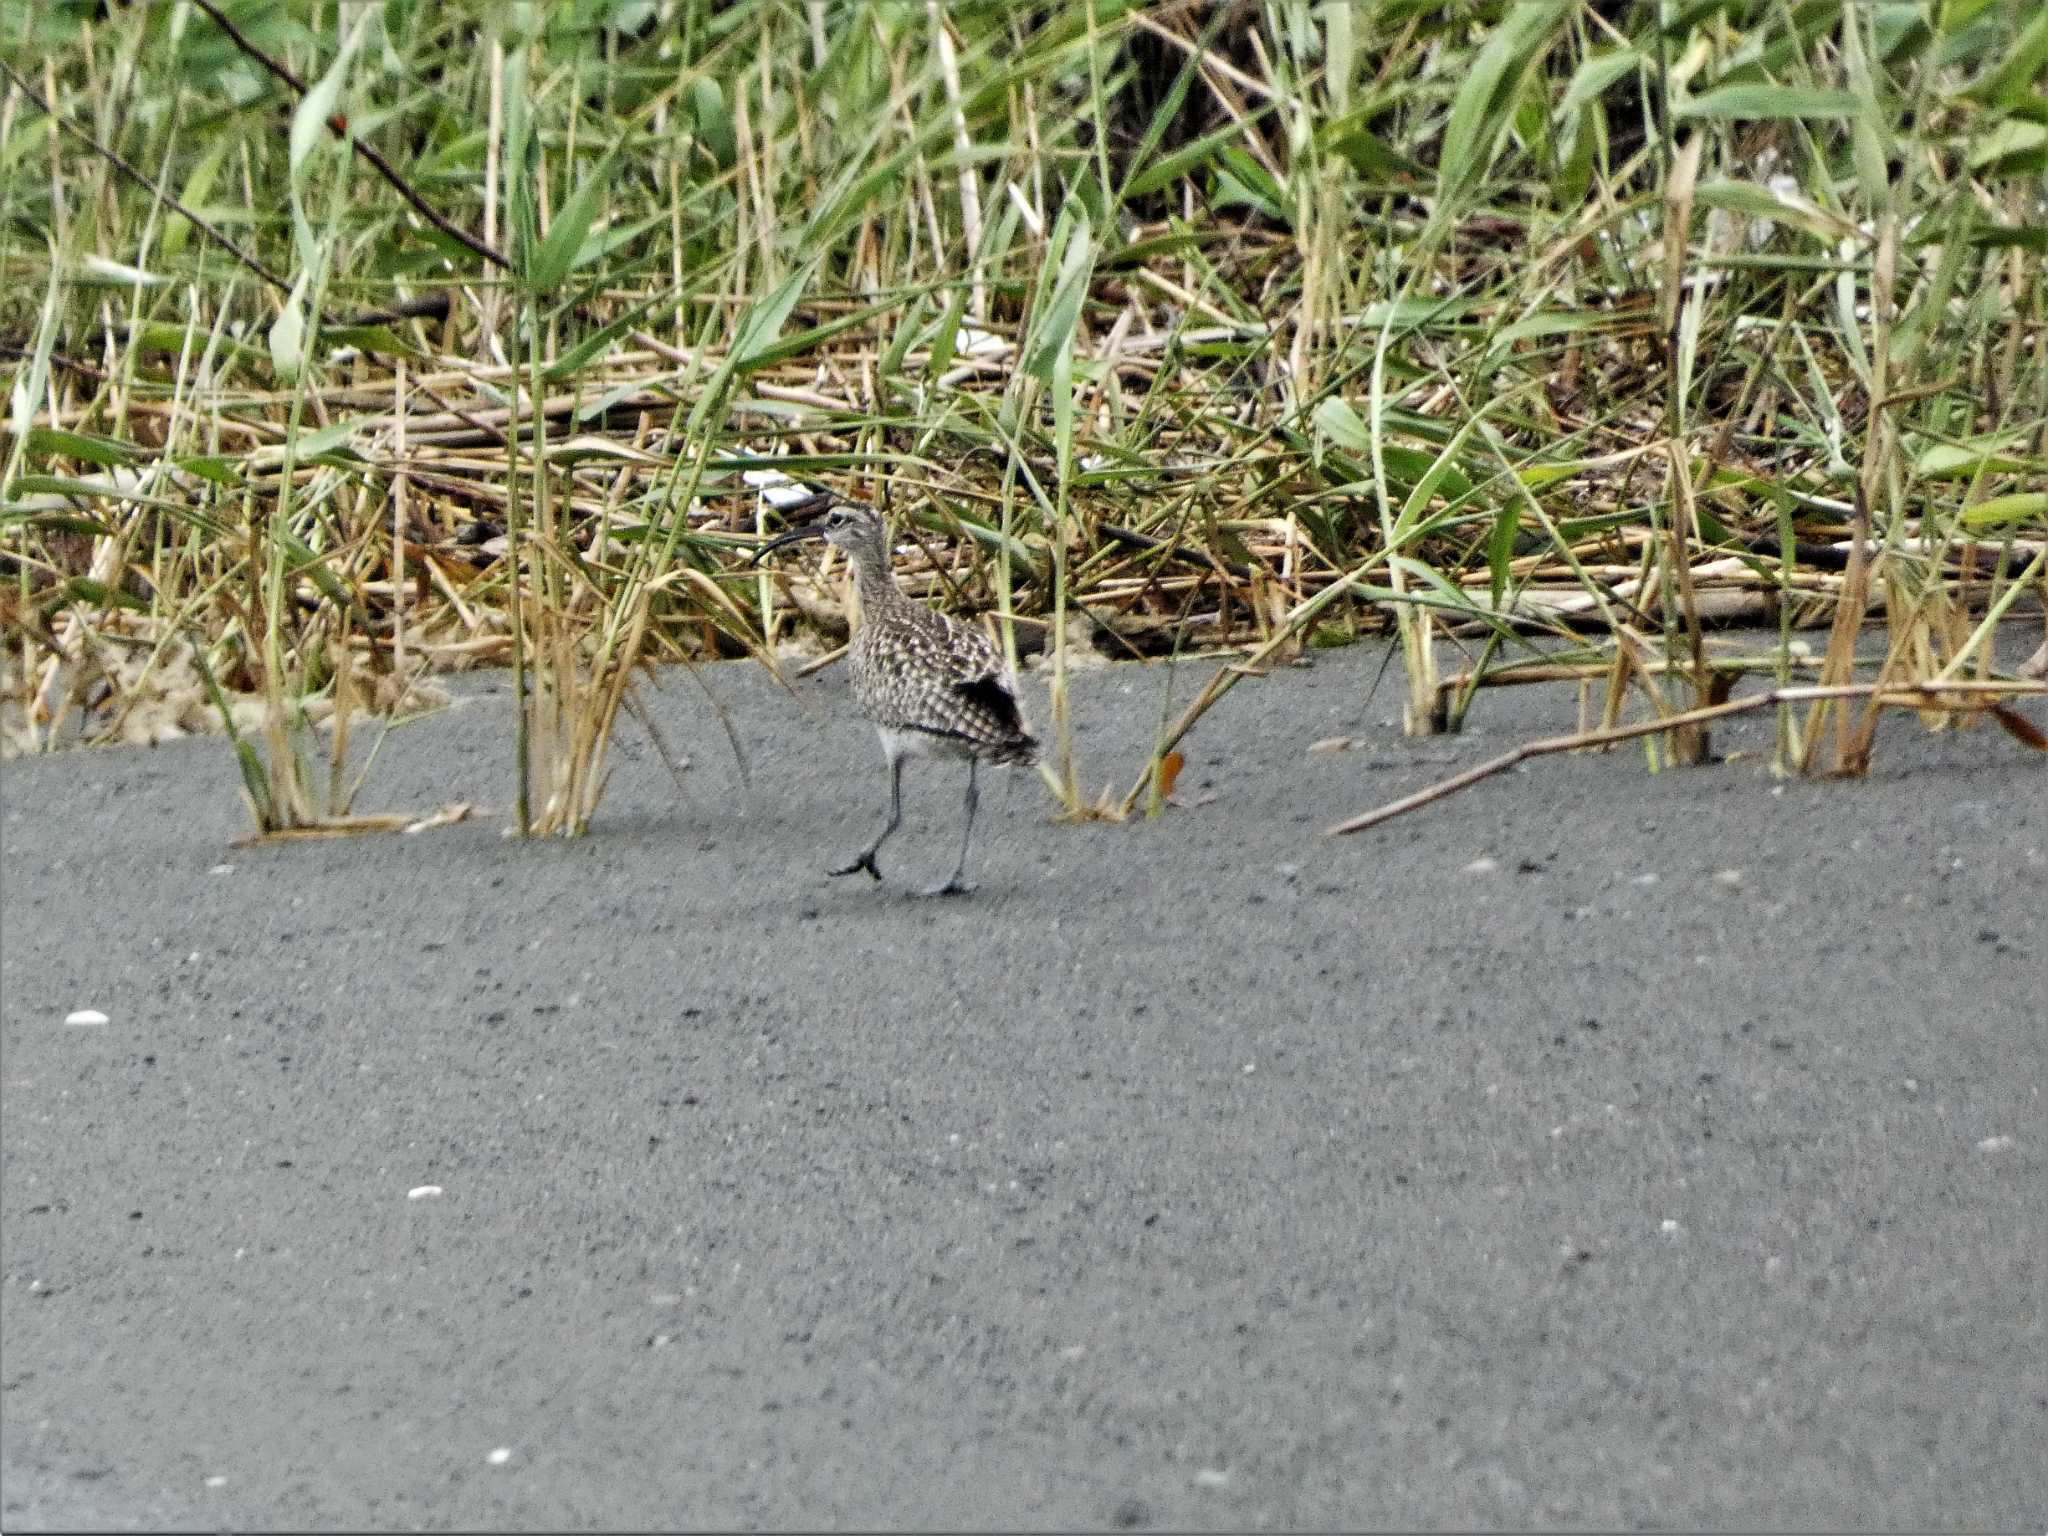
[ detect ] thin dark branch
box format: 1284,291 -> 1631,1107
335,292 -> 453,329
1,58 -> 291,294
0,343 -> 112,383
1099,520 -> 1254,580
183,0 -> 511,271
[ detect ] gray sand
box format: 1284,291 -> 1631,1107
2,638 -> 2043,1531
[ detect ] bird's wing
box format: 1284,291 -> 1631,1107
858,610 -> 1029,748
939,613 -> 1008,686
939,617 -> 1030,742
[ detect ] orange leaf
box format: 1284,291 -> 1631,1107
1988,703 -> 2048,753
1155,750 -> 1185,799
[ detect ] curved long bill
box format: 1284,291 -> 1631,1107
751,494 -> 837,563
750,522 -> 829,562
750,488 -> 837,563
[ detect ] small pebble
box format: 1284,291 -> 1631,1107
407,1185 -> 444,1201
1714,868 -> 1744,887
1976,1136 -> 2014,1153
1195,1468 -> 1231,1488
1463,856 -> 1500,875
65,1009 -> 109,1026
486,1447 -> 513,1466
1660,1219 -> 1680,1234
205,1476 -> 227,1489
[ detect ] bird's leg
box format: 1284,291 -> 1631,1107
830,753 -> 902,882
918,758 -> 978,897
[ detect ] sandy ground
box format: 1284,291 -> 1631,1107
2,635 -> 2043,1531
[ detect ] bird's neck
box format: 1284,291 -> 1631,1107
848,548 -> 904,612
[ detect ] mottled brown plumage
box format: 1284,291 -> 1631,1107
755,492 -> 1036,894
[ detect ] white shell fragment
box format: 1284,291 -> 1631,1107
65,1009 -> 109,1026
745,469 -> 825,511
957,325 -> 1010,356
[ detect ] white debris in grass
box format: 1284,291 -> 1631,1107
1463,856 -> 1500,875
406,1185 -> 444,1201
486,1447 -> 514,1466
759,482 -> 821,512
65,1009 -> 108,1026
956,325 -> 1010,356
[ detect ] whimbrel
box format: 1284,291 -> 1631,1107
755,489 -> 1037,896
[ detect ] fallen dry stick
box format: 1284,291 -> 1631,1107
230,814 -> 415,846
1325,680 -> 2047,837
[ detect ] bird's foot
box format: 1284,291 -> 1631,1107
914,876 -> 977,898
829,851 -> 883,882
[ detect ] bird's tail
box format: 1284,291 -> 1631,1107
988,731 -> 1039,768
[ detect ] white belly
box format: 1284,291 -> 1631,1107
878,725 -> 973,763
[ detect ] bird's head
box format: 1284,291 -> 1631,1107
752,491 -> 888,565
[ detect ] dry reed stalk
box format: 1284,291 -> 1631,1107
1329,678 -> 2048,837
